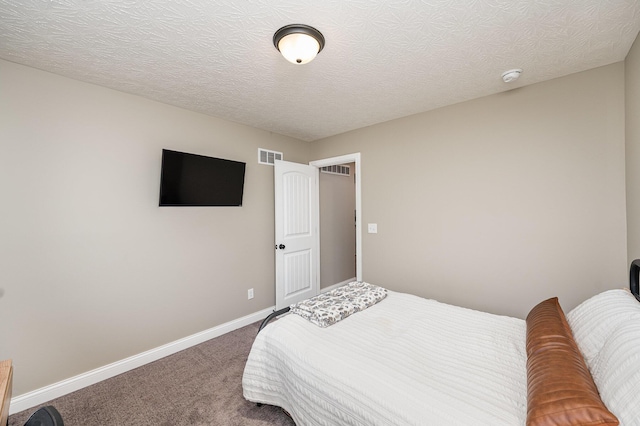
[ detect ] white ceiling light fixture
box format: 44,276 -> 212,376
501,69 -> 523,83
273,24 -> 325,65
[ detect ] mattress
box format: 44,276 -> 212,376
242,291 -> 528,425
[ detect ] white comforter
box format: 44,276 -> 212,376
242,291 -> 528,426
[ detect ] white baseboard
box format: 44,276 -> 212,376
321,277 -> 357,293
10,280 -> 357,415
10,306 -> 275,415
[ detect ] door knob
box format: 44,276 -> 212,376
279,244 -> 286,250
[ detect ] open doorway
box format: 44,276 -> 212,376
318,162 -> 356,290
310,153 -> 362,289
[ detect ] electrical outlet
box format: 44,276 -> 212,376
248,288 -> 254,300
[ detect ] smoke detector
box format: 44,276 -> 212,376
501,69 -> 522,83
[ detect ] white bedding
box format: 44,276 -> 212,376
242,291 -> 528,426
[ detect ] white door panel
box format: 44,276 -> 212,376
275,160 -> 319,310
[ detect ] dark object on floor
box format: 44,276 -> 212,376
23,406 -> 63,426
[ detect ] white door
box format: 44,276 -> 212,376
274,160 -> 320,310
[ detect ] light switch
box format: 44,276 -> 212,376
368,223 -> 378,233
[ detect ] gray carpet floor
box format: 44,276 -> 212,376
8,322 -> 295,426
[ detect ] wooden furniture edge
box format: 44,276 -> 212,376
0,359 -> 13,426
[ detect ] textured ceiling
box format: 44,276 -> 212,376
1,0 -> 639,141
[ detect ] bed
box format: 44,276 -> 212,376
242,262 -> 640,425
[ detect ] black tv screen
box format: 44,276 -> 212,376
159,149 -> 246,206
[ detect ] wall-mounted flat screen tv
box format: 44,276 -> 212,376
159,149 -> 246,206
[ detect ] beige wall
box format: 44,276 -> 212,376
0,59 -> 310,395
311,63 -> 628,318
319,163 -> 356,288
2,46 -> 635,396
627,34 -> 640,263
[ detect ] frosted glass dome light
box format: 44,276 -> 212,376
274,24 -> 325,65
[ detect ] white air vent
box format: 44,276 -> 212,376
258,148 -> 283,165
320,164 -> 350,176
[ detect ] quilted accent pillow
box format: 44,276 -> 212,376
566,289 -> 640,366
526,297 -> 618,426
589,321 -> 640,425
290,281 -> 387,327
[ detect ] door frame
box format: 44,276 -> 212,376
310,153 -> 362,281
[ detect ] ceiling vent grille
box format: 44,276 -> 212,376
321,164 -> 350,176
258,148 -> 283,165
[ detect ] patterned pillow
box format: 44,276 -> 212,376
290,281 -> 387,327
